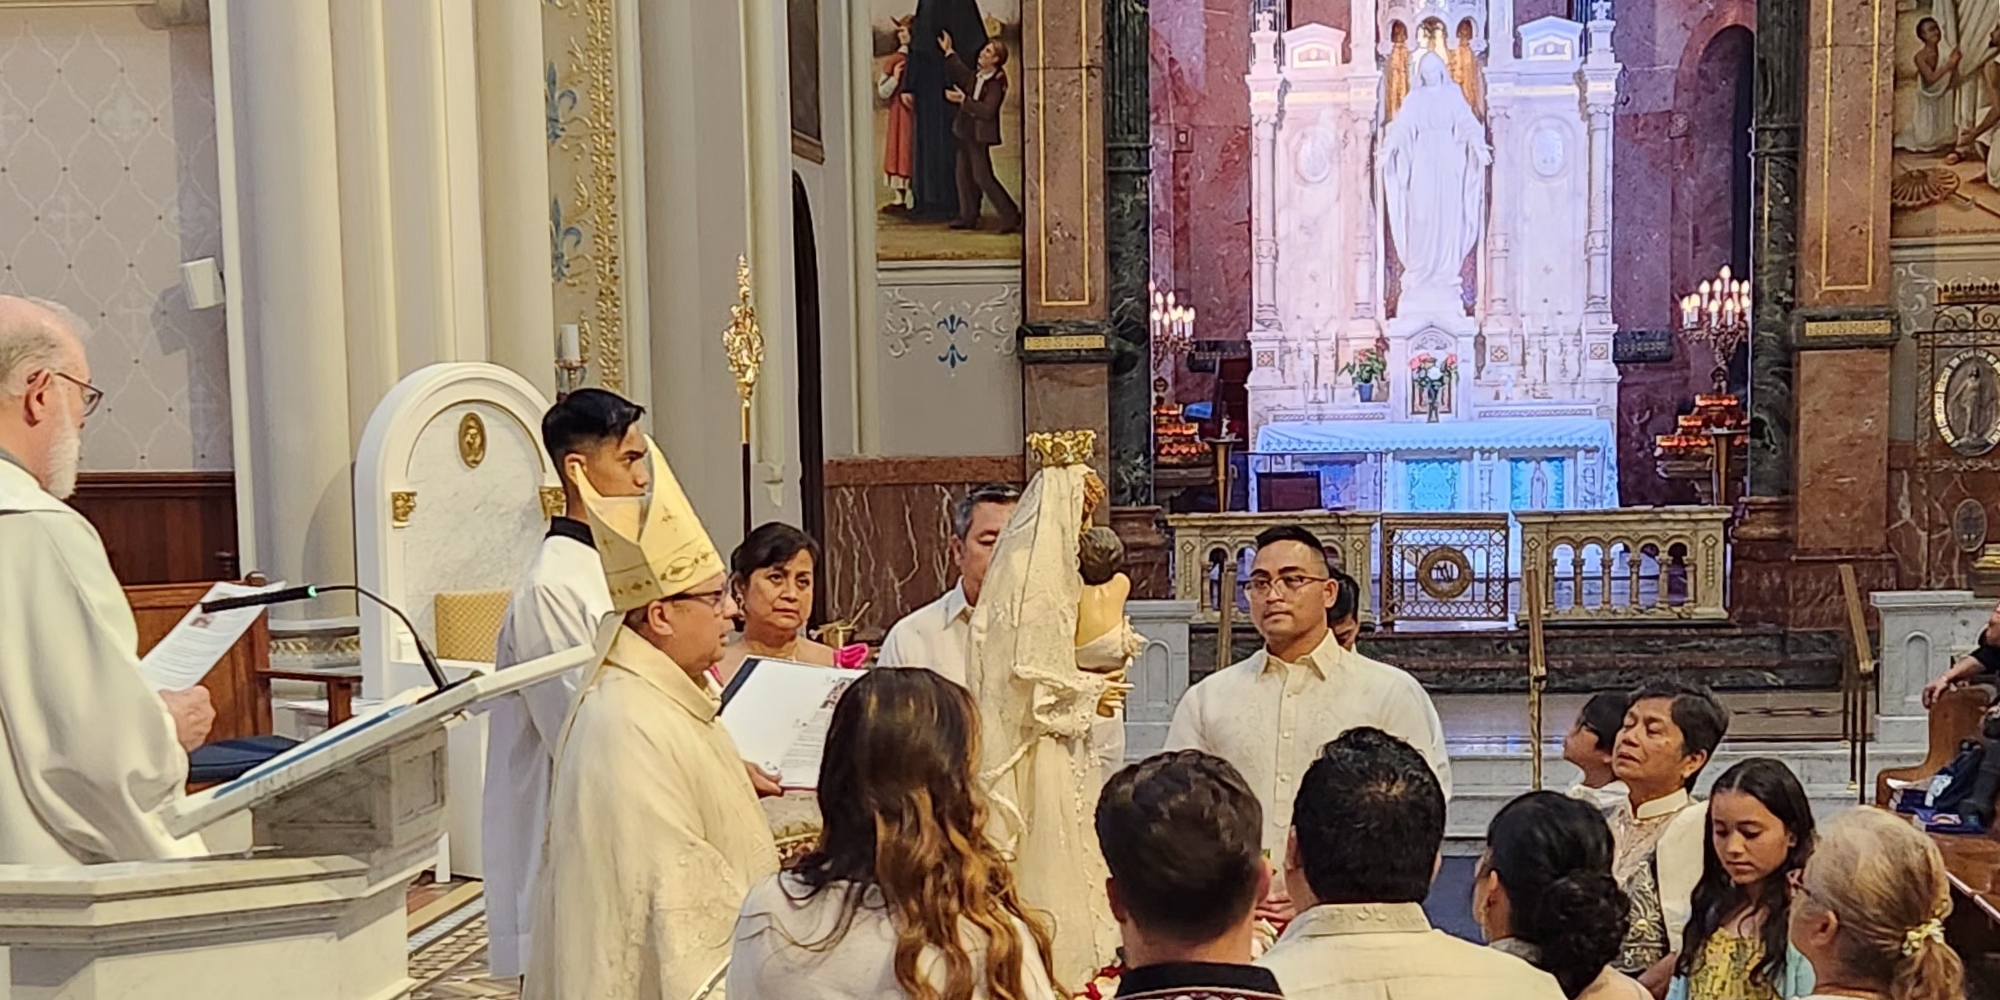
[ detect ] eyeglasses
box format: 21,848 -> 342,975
1245,573 -> 1329,598
1785,868 -> 1816,902
666,587 -> 730,612
48,371 -> 102,418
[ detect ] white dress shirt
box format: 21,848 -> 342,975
728,873 -> 1060,1000
878,584 -> 974,686
1164,631 -> 1452,856
1257,902 -> 1565,1000
1568,779 -> 1631,816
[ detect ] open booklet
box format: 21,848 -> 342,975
718,658 -> 866,791
139,580 -> 288,691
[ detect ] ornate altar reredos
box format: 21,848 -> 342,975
1243,1 -> 1623,513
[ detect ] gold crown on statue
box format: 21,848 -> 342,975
576,435 -> 725,612
1028,429 -> 1096,468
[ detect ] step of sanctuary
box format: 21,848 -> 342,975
1440,737 -> 1917,841
1191,622 -> 1846,694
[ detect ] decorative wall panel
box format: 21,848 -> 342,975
875,263 -> 1025,456
0,9 -> 228,471
545,0 -> 627,391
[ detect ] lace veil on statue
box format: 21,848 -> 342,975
968,430 -> 1119,988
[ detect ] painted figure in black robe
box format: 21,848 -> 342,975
902,0 -> 988,219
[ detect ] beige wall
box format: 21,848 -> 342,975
0,7 -> 228,472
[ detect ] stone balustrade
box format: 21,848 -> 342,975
1515,506 -> 1730,623
1165,512 -> 1379,624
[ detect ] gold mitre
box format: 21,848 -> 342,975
575,435 -> 724,612
1027,429 -> 1096,468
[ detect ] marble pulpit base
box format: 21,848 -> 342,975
0,857 -> 410,1000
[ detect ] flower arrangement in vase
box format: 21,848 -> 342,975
1409,351 -> 1458,422
1342,346 -> 1388,402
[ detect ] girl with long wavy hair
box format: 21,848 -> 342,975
727,668 -> 1060,1000
1667,759 -> 1817,1000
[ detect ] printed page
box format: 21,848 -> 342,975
718,658 -> 865,790
139,581 -> 286,691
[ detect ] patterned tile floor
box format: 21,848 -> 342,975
408,889 -> 520,1000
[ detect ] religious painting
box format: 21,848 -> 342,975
1892,0 -> 2000,238
870,0 -> 1023,262
789,0 -> 824,163
1934,347 -> 2000,455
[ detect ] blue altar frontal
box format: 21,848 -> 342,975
1250,416 -> 1619,513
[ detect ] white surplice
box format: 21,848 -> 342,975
0,456 -> 206,864
526,626 -> 779,1000
1163,631 -> 1452,857
481,517 -> 612,980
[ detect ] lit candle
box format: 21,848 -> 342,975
1718,265 -> 1732,284
558,323 -> 581,364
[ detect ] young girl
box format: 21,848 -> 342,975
875,14 -> 916,211
1666,759 -> 1817,1000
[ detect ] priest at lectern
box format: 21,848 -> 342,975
0,296 -> 211,864
525,436 -> 778,1000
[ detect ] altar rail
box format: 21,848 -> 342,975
1166,506 -> 1731,626
1514,507 -> 1729,623
1165,512 -> 1378,625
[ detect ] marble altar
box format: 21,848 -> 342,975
1241,3 -> 1623,512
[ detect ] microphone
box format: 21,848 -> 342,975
203,584 -> 453,693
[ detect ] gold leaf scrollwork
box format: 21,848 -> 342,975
391,491 -> 417,528
546,0 -> 624,391
540,486 -> 566,520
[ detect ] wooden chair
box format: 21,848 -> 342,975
1876,685 -> 1991,807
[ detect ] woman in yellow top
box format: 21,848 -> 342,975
1667,759 -> 1817,1000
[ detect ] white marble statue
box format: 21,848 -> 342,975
1379,52 -> 1491,318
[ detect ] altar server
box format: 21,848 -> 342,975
526,436 -> 779,1000
0,295 -> 211,864
481,389 -> 646,982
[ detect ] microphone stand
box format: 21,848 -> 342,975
204,584 -> 454,694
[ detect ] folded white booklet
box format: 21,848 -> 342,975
139,580 -> 287,691
718,658 -> 866,791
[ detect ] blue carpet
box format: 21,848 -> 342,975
1423,855 -> 1482,942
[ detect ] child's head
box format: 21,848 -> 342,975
1562,691 -> 1630,774
1705,758 -> 1813,889
980,40 -> 1009,70
1918,16 -> 1941,44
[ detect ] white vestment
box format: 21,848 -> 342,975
526,626 -> 778,1000
1380,52 -> 1491,316
481,518 -> 613,980
0,457 -> 206,864
968,464 -> 1119,990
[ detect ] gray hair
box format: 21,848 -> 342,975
951,482 -> 1022,539
0,297 -> 89,396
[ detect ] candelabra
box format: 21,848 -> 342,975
1149,283 -> 1195,376
1676,265 -> 1751,394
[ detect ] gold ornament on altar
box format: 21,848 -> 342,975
458,413 -> 487,469
723,255 -> 764,408
390,490 -> 416,528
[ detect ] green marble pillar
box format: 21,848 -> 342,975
1749,0 -> 1802,496
1106,0 -> 1153,505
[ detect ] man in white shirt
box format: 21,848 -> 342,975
1258,727 -> 1563,1000
1164,525 -> 1450,894
482,388 -> 648,983
877,482 -> 1020,685
0,295 -> 213,864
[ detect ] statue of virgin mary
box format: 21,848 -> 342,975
1380,51 -> 1491,319
968,430 -> 1120,990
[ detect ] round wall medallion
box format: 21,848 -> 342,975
1956,498 -> 1990,554
458,412 -> 488,468
1933,348 -> 2000,456
1294,128 -> 1336,185
1416,547 -> 1474,600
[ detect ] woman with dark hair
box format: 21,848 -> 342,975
1476,791 -> 1648,999
727,668 -> 1060,1000
1666,758 -> 1817,1000
718,522 -> 837,685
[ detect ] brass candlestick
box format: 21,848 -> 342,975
1206,434 -> 1240,512
1524,566 -> 1549,791
722,255 -> 765,537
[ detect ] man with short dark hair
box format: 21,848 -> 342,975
1165,524 -> 1449,922
1325,567 -> 1361,650
1607,680 -> 1729,991
1096,751 -> 1285,1000
878,481 -> 1022,686
1257,729 -> 1563,999
483,388 -> 652,982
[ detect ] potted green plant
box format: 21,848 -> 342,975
1342,346 -> 1388,402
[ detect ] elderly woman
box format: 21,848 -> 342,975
1787,807 -> 1965,1000
717,522 -> 837,685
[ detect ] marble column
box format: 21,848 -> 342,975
476,0 -> 557,399
1582,16 -> 1616,327
1019,0 -> 1114,493
227,0 -> 357,612
1248,16 -> 1280,335
1105,0 -> 1154,506
1748,0 -> 1803,496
